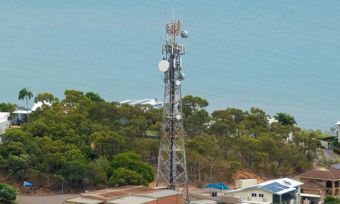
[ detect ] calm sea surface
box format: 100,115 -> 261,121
0,1 -> 340,130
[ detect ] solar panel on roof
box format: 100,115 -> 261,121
261,182 -> 290,193
272,187 -> 283,193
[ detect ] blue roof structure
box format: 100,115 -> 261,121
23,181 -> 33,187
204,182 -> 229,190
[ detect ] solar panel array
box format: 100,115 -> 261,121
261,182 -> 290,193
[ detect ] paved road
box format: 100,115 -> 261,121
318,148 -> 339,161
17,194 -> 78,204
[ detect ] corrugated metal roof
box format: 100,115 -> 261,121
66,197 -> 104,204
107,196 -> 156,204
138,189 -> 180,198
81,186 -> 154,200
259,178 -> 303,188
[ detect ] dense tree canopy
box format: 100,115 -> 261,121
0,103 -> 16,113
0,90 -> 321,191
34,92 -> 58,104
182,95 -> 210,137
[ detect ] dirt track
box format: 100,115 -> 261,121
16,194 -> 78,204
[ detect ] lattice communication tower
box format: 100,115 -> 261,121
156,20 -> 189,202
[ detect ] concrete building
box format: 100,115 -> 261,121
236,179 -> 257,189
225,178 -> 303,204
0,112 -> 10,135
189,187 -> 241,203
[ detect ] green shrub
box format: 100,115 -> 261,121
109,152 -> 154,184
324,196 -> 340,204
108,168 -> 145,187
0,183 -> 16,203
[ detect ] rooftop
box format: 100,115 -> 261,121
227,178 -> 302,195
13,110 -> 32,114
298,168 -> 340,181
67,187 -> 182,204
301,180 -> 324,190
137,189 -> 180,198
107,196 -> 156,204
120,99 -> 163,108
67,197 -> 103,204
0,112 -> 10,117
81,186 -> 154,200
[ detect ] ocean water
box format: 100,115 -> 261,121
0,1 -> 340,130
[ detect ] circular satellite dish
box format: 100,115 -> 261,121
181,30 -> 188,38
159,60 -> 170,72
179,72 -> 185,80
176,114 -> 182,120
336,121 -> 340,127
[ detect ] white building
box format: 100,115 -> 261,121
335,121 -> 340,142
0,112 -> 10,135
225,178 -> 303,204
120,99 -> 163,109
31,101 -> 51,111
268,117 -> 278,125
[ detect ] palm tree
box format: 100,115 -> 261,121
18,88 -> 33,123
274,112 -> 297,126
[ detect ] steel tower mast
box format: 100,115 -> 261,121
156,20 -> 189,201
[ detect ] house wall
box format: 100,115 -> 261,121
146,201 -> 157,204
236,179 -> 257,189
0,114 -> 9,123
302,189 -> 320,195
227,189 -> 273,203
299,178 -> 330,201
319,140 -> 329,149
156,194 -> 183,204
0,121 -> 10,135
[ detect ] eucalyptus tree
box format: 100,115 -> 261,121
18,88 -> 33,123
34,92 -> 58,104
